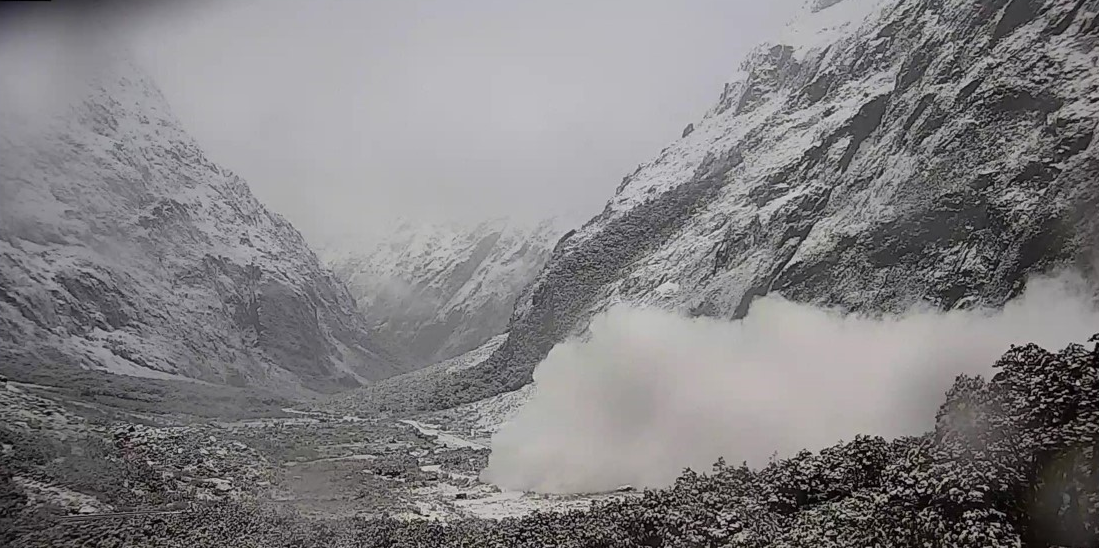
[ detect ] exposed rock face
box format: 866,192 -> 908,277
433,0 -> 1099,406
321,219 -> 565,365
0,56 -> 406,393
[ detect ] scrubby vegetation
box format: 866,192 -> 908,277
7,335 -> 1096,547
0,358 -> 292,420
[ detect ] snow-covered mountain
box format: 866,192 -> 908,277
420,0 -> 1099,409
0,53 -> 408,393
319,218 -> 567,364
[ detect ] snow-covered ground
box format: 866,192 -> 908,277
400,481 -> 624,521
399,419 -> 487,451
4,372 -> 609,523
423,383 -> 535,442
395,407 -> 631,522
290,373 -> 621,522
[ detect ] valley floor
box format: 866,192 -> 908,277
0,376 -> 625,546
5,334 -> 1098,547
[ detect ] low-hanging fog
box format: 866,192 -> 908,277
125,0 -> 803,242
482,272 -> 1099,494
0,0 -> 804,242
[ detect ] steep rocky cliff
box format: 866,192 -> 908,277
430,0 -> 1099,408
0,55 -> 407,393
320,218 -> 565,365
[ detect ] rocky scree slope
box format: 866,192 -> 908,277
420,0 -> 1099,409
0,56 -> 407,393
320,219 -> 564,365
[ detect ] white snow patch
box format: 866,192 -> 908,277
284,454 -> 377,467
443,333 -> 508,373
779,0 -> 897,58
654,281 -> 681,296
14,476 -> 110,514
400,419 -> 488,450
401,481 -> 627,522
423,383 -> 536,445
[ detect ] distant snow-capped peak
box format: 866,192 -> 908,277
320,216 -> 571,365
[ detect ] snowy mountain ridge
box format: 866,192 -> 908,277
0,54 -> 408,393
427,0 -> 1099,409
320,217 -> 568,364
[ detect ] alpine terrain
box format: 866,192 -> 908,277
0,54 -> 407,394
319,218 -> 566,365
2,0 -> 1099,547
422,0 -> 1099,410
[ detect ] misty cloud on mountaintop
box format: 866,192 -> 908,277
481,271 -> 1099,494
4,0 -> 801,242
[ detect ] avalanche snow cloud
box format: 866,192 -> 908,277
482,273 -> 1099,494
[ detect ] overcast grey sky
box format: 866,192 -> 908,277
18,0 -> 804,242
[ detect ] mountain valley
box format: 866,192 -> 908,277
319,218 -> 566,366
3,0 -> 1099,546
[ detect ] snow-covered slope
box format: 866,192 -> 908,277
423,0 -> 1099,409
320,218 -> 567,364
318,333 -> 508,418
0,54 -> 407,393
